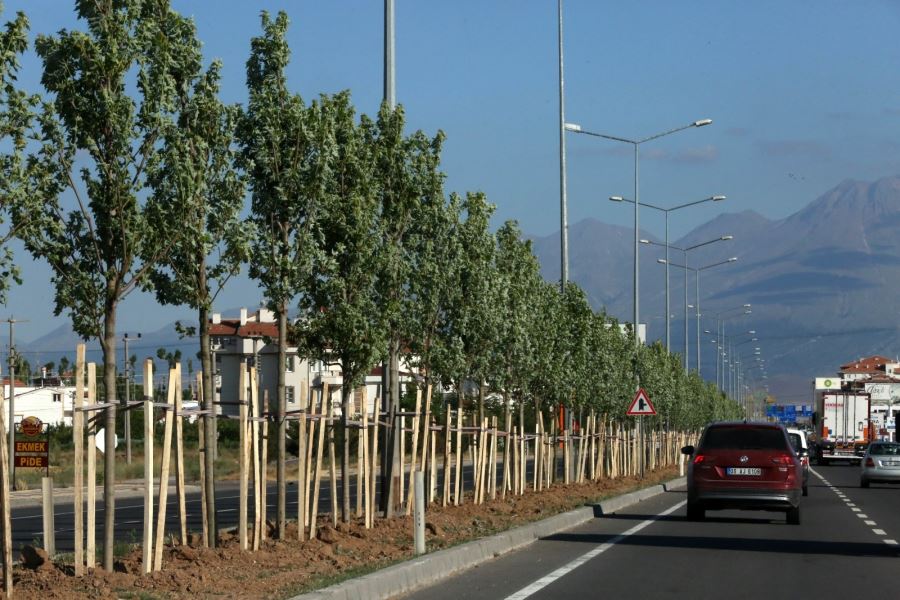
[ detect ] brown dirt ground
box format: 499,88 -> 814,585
9,466 -> 678,599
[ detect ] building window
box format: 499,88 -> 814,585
286,355 -> 295,373
52,393 -> 62,403
286,386 -> 295,404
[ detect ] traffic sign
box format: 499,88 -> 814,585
627,388 -> 656,416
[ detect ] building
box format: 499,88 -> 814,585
209,308 -> 420,417
3,378 -> 76,428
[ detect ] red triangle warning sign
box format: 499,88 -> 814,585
627,388 -> 656,415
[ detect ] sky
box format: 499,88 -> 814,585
5,0 -> 900,342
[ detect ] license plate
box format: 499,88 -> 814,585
726,467 -> 761,476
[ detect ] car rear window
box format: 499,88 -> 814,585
788,433 -> 802,452
870,443 -> 900,456
701,426 -> 789,450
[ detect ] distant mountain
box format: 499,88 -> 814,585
531,175 -> 900,402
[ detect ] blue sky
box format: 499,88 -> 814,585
6,0 -> 900,340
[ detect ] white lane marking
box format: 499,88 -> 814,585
873,529 -> 887,536
846,503 -> 856,507
851,508 -> 861,512
858,514 -> 869,519
866,520 -> 877,526
885,539 -> 898,546
503,500 -> 686,600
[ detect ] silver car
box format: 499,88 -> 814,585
860,442 -> 900,488
787,428 -> 809,496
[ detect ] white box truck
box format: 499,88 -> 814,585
813,391 -> 872,465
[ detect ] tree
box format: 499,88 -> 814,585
304,92 -> 384,522
238,11 -> 328,538
145,53 -> 247,547
0,6 -> 34,305
18,0 -> 198,570
371,104 -> 445,514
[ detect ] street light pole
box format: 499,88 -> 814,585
566,118 -> 712,347
620,195 -> 726,352
659,257 -> 738,378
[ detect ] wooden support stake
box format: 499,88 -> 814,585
442,405 -> 451,507
153,367 -> 176,571
175,363 -> 187,546
297,387 -> 308,538
250,367 -> 261,551
429,429 -> 436,504
303,387 -> 317,530
261,394 -> 269,542
368,403 -> 378,526
196,373 -> 208,547
454,409 -> 463,505
142,359 -> 154,574
238,364 -> 249,551
73,345 -> 85,576
356,387 -> 365,518
361,404 -> 370,529
490,417 -> 498,500
0,366 -> 10,595
405,388 -> 421,515
399,414 -> 405,507
512,426 -> 519,496
310,384 -> 328,540
420,384 -> 432,499
86,362 -> 96,569
326,386 -> 338,526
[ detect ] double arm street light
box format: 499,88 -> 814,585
659,257 -> 738,377
610,195 -> 726,352
706,305 -> 751,390
565,118 -> 712,349
642,235 -> 732,370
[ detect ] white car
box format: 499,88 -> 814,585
860,442 -> 900,488
787,428 -> 810,496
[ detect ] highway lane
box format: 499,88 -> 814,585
406,467 -> 900,600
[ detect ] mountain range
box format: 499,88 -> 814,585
19,176 -> 900,404
530,175 -> 900,404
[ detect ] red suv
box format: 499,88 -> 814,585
682,422 -> 802,524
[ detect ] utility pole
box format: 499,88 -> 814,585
123,333 -> 141,464
3,318 -> 27,490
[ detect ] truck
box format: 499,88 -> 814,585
812,391 -> 872,465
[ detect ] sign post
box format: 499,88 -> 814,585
627,388 -> 657,479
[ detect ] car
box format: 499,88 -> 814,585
786,427 -> 810,496
859,441 -> 900,488
682,421 -> 803,524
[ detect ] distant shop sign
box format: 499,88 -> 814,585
14,416 -> 49,474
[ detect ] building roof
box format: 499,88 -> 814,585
840,355 -> 896,374
209,319 -> 279,339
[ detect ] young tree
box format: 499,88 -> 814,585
238,11 -> 327,538
18,0 -> 198,569
145,56 -> 247,547
371,104 -> 444,514
304,92 -> 384,522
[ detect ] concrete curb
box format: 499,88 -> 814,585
292,476 -> 686,600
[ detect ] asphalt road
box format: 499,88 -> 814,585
404,463 -> 900,600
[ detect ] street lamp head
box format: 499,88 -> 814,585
640,239 -> 651,244
743,303 -> 751,307
610,195 -> 625,202
748,330 -> 756,334
657,258 -> 668,264
693,118 -> 713,127
564,122 -> 582,132
721,235 -> 734,241
711,195 -> 727,201
728,257 -> 738,262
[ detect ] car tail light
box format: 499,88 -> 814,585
771,454 -> 795,465
866,457 -> 875,467
693,454 -> 707,465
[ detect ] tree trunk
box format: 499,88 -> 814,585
101,301 -> 118,571
199,304 -> 217,547
277,303 -> 287,538
341,378 -> 351,522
